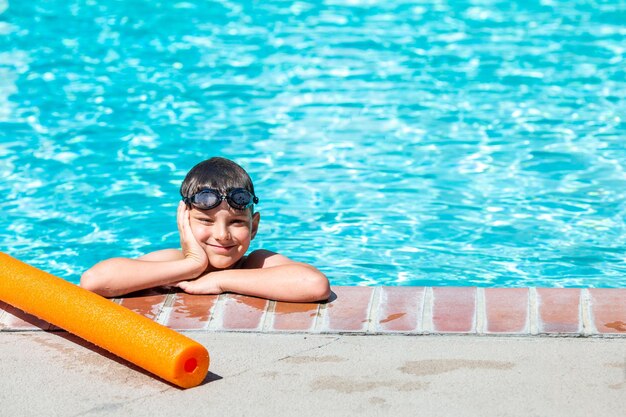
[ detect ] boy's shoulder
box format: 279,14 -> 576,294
242,249 -> 293,269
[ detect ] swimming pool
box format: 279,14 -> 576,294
1,0 -> 625,287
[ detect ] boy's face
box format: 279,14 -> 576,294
188,201 -> 260,270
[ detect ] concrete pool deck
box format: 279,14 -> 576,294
2,286 -> 626,416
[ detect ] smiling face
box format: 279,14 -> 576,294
188,201 -> 260,271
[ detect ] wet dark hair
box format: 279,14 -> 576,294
180,157 -> 256,213
180,157 -> 256,207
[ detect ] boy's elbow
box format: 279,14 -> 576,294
304,271 -> 331,302
80,269 -> 113,297
313,284 -> 332,302
79,269 -> 96,290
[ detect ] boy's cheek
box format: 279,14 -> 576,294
189,225 -> 208,241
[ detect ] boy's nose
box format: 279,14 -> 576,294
213,222 -> 230,240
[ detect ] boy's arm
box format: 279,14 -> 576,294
80,203 -> 208,297
80,249 -> 205,297
176,250 -> 331,302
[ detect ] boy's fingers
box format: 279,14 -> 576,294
177,281 -> 197,294
178,203 -> 192,236
177,202 -> 185,230
178,203 -> 196,251
177,203 -> 186,242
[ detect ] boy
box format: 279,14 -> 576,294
81,157 -> 331,302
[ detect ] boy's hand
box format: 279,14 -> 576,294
177,201 -> 208,275
177,273 -> 223,295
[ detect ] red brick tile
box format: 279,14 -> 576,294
221,294 -> 269,330
536,288 -> 581,334
484,288 -> 528,333
166,293 -> 218,330
272,302 -> 320,332
432,287 -> 476,333
589,289 -> 626,334
118,289 -> 168,321
323,286 -> 374,332
0,303 -> 51,331
376,287 -> 424,332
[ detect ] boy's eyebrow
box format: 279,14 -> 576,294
191,212 -> 213,219
229,214 -> 250,221
192,212 -> 249,221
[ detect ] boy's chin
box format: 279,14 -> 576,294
208,257 -> 239,270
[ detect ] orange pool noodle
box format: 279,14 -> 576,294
0,252 -> 209,389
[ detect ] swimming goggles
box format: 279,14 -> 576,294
183,188 -> 259,211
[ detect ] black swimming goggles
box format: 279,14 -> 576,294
183,188 -> 259,211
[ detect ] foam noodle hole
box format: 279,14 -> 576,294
185,358 -> 198,373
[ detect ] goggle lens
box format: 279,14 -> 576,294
229,189 -> 254,208
184,188 -> 258,211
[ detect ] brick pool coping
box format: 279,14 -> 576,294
1,287 -> 626,336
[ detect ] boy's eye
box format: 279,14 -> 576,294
197,218 -> 214,224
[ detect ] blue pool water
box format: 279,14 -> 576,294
1,1 -> 625,287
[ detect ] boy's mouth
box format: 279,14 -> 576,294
208,243 -> 236,253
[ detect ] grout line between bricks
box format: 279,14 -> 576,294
416,288 -> 425,333
207,294 -> 226,331
375,286 -> 385,333
203,295 -> 218,331
476,287 -> 485,334
315,297 -> 330,333
366,287 -> 381,334
263,301 -> 276,332
310,303 -> 321,333
314,305 -> 324,333
581,289 -> 594,335
422,287 -> 433,333
529,287 -> 538,335
256,299 -> 271,333
154,292 -> 175,325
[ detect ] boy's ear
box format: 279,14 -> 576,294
250,212 -> 260,240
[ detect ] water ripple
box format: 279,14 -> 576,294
1,0 -> 625,286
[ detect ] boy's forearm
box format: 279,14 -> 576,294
81,257 -> 204,298
213,264 -> 331,302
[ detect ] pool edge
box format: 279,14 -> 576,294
2,286 -> 626,337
